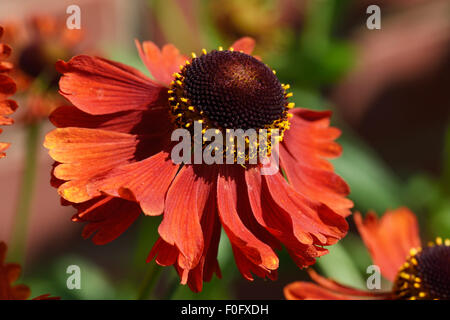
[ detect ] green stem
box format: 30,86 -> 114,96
8,122 -> 41,264
137,263 -> 163,300
162,277 -> 180,300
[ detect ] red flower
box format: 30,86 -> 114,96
45,37 -> 352,292
0,242 -> 58,300
0,26 -> 17,158
284,207 -> 450,300
1,16 -> 83,123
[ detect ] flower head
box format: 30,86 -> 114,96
1,16 -> 83,122
0,242 -> 58,300
0,26 -> 17,158
45,37 -> 352,292
284,207 -> 450,300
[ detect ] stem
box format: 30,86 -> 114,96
137,263 -> 163,300
162,277 -> 180,300
8,122 -> 41,264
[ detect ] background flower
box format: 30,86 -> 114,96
0,25 -> 17,158
285,208 -> 450,300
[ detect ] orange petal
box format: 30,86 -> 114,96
75,196 -> 142,245
44,127 -> 138,203
281,108 -> 353,217
284,282 -> 357,300
230,37 -> 256,55
354,208 -> 421,282
0,242 -> 31,300
0,43 -> 11,60
158,165 -> 211,271
56,55 -> 166,115
280,144 -> 353,217
0,74 -> 16,100
231,244 -> 277,281
245,166 -> 325,268
217,165 -> 279,272
87,150 -> 179,216
135,40 -> 188,87
264,171 -> 348,246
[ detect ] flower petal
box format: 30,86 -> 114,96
354,208 -> 421,282
44,127 -> 138,203
264,170 -> 348,246
0,74 -> 16,100
73,196 -> 142,245
281,108 -> 353,217
56,55 -> 167,115
284,282 -> 356,300
87,150 -> 179,216
49,105 -> 171,136
231,244 -> 277,281
0,242 -> 31,300
158,165 -> 216,271
135,40 -> 188,87
280,144 -> 353,217
149,166 -> 222,292
245,166 -> 326,268
217,165 -> 279,272
230,37 -> 256,55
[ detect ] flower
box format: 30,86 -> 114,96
284,207 -> 450,300
0,242 -> 58,300
45,37 -> 352,292
0,26 -> 17,158
1,16 -> 83,123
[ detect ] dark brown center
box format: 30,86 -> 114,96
182,50 -> 287,130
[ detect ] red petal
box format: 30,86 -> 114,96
280,108 -> 353,216
148,238 -> 179,266
284,282 -> 357,300
231,244 -> 277,281
354,208 -> 421,282
264,171 -> 348,246
44,128 -> 138,203
245,166 -> 324,268
135,40 -> 188,87
280,145 -> 353,217
307,269 -> 387,298
180,208 -> 222,292
87,150 -> 179,216
75,196 -> 141,245
56,55 -> 167,115
49,105 -> 171,136
0,74 -> 16,100
158,165 -> 216,270
230,37 -> 256,55
217,165 -> 279,272
0,242 -> 31,300
0,43 -> 11,60
150,167 -> 222,292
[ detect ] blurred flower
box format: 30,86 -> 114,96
1,15 -> 83,123
0,242 -> 58,300
0,26 -> 17,158
285,207 -> 450,300
44,37 -> 352,292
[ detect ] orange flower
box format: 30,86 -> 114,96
45,37 -> 352,292
0,242 -> 58,300
284,207 -> 450,300
1,16 -> 83,122
0,26 -> 17,158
